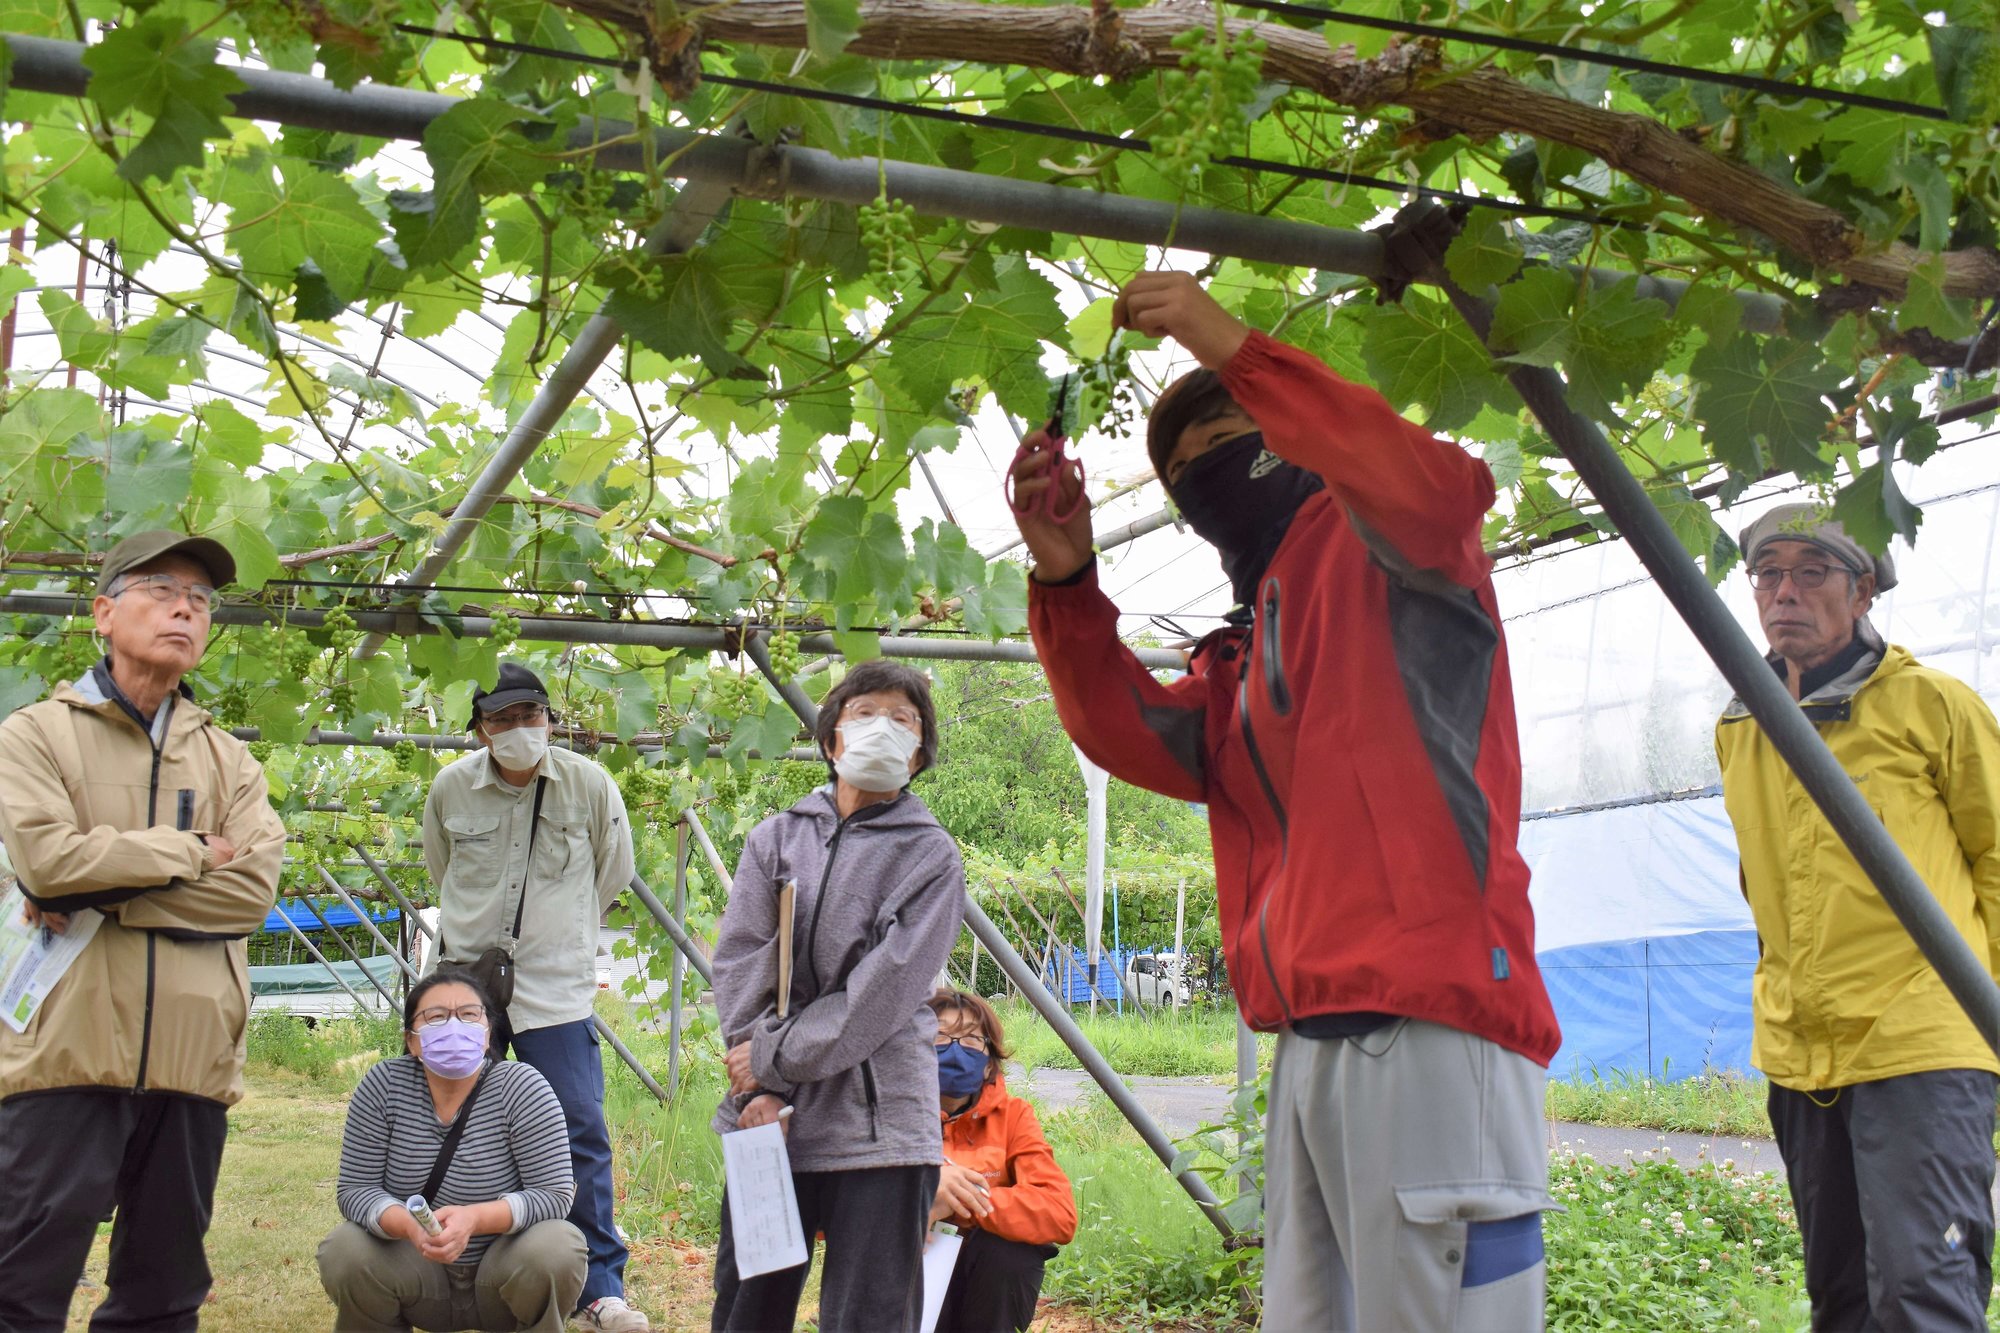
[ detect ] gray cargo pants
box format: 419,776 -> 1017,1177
1261,1020 -> 1553,1332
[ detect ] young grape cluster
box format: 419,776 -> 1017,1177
248,740 -> 277,763
391,739 -> 422,774
765,629 -> 803,680
326,682 -> 356,719
705,669 -> 766,720
211,682 -> 252,726
321,606 -> 360,653
282,634 -> 318,679
488,610 -> 522,651
859,192 -> 923,290
1154,24 -> 1268,190
54,633 -> 97,681
1075,338 -> 1140,439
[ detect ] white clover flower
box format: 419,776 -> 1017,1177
1640,1218 -> 1653,1229
1698,1258 -> 1712,1272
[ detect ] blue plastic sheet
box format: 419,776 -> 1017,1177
260,899 -> 401,934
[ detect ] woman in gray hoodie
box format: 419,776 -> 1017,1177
710,659 -> 969,1333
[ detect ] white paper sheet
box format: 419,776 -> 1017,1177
0,889 -> 102,1033
919,1230 -> 964,1333
721,1120 -> 808,1280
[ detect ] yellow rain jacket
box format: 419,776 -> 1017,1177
1716,635 -> 2000,1090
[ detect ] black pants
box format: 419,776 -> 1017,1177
0,1090 -> 228,1333
933,1229 -> 1057,1333
711,1164 -> 938,1333
1769,1069 -> 1999,1333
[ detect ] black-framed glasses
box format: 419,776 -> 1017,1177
412,1004 -> 488,1029
110,573 -> 216,613
935,1033 -> 989,1055
1748,562 -> 1855,592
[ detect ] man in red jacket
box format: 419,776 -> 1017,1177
1008,272 -> 1561,1330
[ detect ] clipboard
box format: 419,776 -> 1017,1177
776,879 -> 796,1019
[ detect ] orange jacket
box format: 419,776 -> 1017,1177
939,1075 -> 1077,1246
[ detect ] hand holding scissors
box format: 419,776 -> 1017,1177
1004,376 -> 1095,583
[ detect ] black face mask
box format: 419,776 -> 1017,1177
1167,433 -> 1323,608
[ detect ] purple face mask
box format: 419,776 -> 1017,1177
417,1018 -> 489,1079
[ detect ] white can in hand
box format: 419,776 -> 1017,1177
406,1195 -> 442,1236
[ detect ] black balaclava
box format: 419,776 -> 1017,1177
1168,433 -> 1324,608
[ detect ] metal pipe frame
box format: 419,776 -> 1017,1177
317,865 -> 418,984
0,593 -> 1185,670
628,873 -> 717,989
2,35 -> 1788,334
670,822 -> 690,1098
684,809 -> 736,891
295,891 -> 401,1007
275,903 -> 377,1011
351,171 -> 737,658
1430,242 -> 2000,1057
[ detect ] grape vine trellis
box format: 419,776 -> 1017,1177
0,0 -> 1995,849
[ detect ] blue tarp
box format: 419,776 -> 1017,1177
261,899 -> 402,934
1522,793 -> 1757,1080
1042,947 -> 1127,1004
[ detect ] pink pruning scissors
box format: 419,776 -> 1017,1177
1004,375 -> 1086,524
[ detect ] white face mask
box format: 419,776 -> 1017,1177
833,716 -> 921,792
487,725 -> 549,771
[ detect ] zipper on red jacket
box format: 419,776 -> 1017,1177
1234,599 -> 1297,1028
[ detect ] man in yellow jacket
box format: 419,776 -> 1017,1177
0,531 -> 285,1332
1717,502 -> 2000,1331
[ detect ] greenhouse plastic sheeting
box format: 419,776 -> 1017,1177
250,956 -> 402,996
261,899 -> 401,934
1522,793 -> 1757,1079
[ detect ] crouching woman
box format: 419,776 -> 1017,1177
317,968 -> 586,1332
929,989 -> 1077,1333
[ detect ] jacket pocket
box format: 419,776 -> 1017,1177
1392,1182 -> 1554,1327
533,816 -> 590,882
443,815 -> 504,886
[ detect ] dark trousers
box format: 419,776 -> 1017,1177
711,1165 -> 938,1333
933,1229 -> 1057,1333
0,1090 -> 228,1333
508,1020 -> 628,1309
1769,1069 -> 1999,1332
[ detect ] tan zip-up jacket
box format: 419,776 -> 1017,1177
0,668 -> 285,1104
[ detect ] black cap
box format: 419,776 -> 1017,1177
97,530 -> 237,594
467,662 -> 551,729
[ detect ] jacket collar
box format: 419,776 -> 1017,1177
941,1071 -> 1010,1126
66,657 -> 200,746
1721,619 -> 1894,725
790,785 -> 938,835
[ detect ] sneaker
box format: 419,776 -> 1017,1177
574,1297 -> 651,1333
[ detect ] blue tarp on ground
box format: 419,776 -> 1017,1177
1042,947 -> 1126,1004
1521,792 -> 1757,1080
260,899 -> 402,934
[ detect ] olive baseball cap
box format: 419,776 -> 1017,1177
96,530 -> 237,595
466,662 -> 553,728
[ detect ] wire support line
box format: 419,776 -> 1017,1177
1221,0 -> 1954,121
390,24 -> 1628,229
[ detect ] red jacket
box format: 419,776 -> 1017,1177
939,1074 -> 1077,1246
1029,331 -> 1560,1065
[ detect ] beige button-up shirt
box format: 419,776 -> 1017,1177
422,744 -> 636,1033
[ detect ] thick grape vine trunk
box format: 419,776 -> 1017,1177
550,0 -> 2000,302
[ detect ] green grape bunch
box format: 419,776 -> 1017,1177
859,192 -> 924,290
488,610 -> 522,651
391,739 -> 422,774
282,634 -> 318,678
704,669 -> 765,723
765,629 -> 804,680
320,605 -> 361,653
326,682 -> 356,720
1073,335 -> 1140,439
1153,22 -> 1268,191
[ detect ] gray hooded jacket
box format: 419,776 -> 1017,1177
710,787 -> 967,1172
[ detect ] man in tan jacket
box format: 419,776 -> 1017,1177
0,530 -> 284,1333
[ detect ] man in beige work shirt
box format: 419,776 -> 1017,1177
423,661 -> 645,1333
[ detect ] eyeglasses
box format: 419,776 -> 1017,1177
842,700 -> 923,732
412,1005 -> 488,1029
110,573 -> 215,613
1748,563 -> 1856,592
935,1033 -> 989,1055
481,706 -> 549,731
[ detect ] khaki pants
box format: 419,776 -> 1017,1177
1262,1020 -> 1553,1332
317,1220 -> 587,1333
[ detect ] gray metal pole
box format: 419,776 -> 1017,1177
297,891 -> 400,1007
0,594 -> 1186,670
355,844 -> 437,942
670,822 -> 689,1098
595,1015 -> 672,1104
684,810 -> 736,890
318,867 -> 419,984
963,898 -> 1233,1237
745,632 -> 823,727
0,34 -> 1788,331
276,904 -> 376,1011
352,179 -> 734,658
628,873 -> 716,989
1436,266 -> 2000,1057
1234,1013 -> 1257,1201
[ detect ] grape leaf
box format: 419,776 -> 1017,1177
1445,215 -> 1524,292
1897,255 -> 1979,341
1832,458 -> 1921,555
1487,268 -> 1574,368
104,428 -> 194,537
606,251 -> 760,381
229,165 -> 382,302
81,16 -> 246,184
1690,337 -> 1841,479
805,0 -> 863,61
1359,295 -> 1507,432
800,495 -> 913,607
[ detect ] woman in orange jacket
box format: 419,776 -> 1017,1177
926,989 -> 1078,1333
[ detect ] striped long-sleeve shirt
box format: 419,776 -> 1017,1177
336,1055 -> 575,1266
